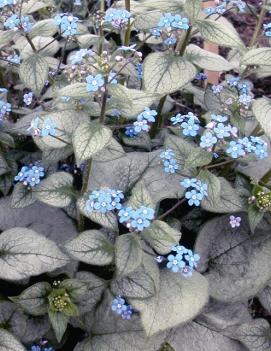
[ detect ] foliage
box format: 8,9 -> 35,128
0,0 -> 270,350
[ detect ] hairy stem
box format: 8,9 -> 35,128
78,160 -> 92,232
150,95 -> 167,138
25,34 -> 37,52
249,3 -> 267,48
158,198 -> 186,220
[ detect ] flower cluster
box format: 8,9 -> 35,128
4,15 -> 33,32
170,112 -> 200,137
7,54 -> 20,64
14,164 -> 45,188
205,0 -> 246,15
180,178 -> 208,207
160,149 -> 179,174
111,296 -> 134,320
226,75 -> 253,108
70,49 -> 93,65
264,23 -> 271,37
86,74 -> 105,92
226,136 -> 268,159
118,206 -> 155,231
0,0 -> 15,8
166,245 -> 200,277
23,92 -> 33,106
86,188 -> 124,214
0,100 -> 11,120
229,215 -> 241,228
27,117 -> 57,137
125,107 -> 157,136
104,8 -> 132,29
30,346 -> 54,351
149,13 -> 190,47
54,14 -> 79,37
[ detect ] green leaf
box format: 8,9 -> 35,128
248,204 -> 264,233
59,279 -> 88,301
196,19 -> 244,49
48,310 -> 69,342
111,253 -> 160,299
10,282 -> 51,316
29,19 -> 58,38
64,230 -> 114,266
22,0 -> 49,14
127,184 -> 154,209
21,36 -> 59,59
130,270 -> 209,336
242,48 -> 271,66
0,329 -> 26,351
184,0 -> 201,23
0,228 -> 69,280
58,83 -> 90,99
258,282 -> 271,314
199,170 -> 244,213
92,139 -> 125,162
184,146 -> 212,169
140,0 -> 185,12
10,183 -> 36,209
252,97 -> 271,139
73,122 -> 112,163
142,220 -> 181,255
77,196 -> 119,230
195,214 -> 271,302
115,234 -> 143,277
33,172 -> 74,208
0,155 -> 9,176
185,44 -> 234,71
19,54 -> 49,95
134,10 -> 162,30
143,52 -> 197,95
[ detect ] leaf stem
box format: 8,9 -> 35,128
25,34 -> 37,52
249,2 -> 267,48
99,77 -> 108,124
177,27 -> 192,56
204,159 -> 235,169
158,198 -> 186,220
78,159 -> 92,232
260,169 -> 271,184
150,95 -> 167,138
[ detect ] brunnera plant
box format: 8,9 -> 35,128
0,0 -> 271,350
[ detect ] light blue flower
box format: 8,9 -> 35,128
180,178 -> 198,188
108,71 -> 118,84
194,180 -> 208,197
23,92 -> 33,106
111,297 -> 127,315
133,118 -> 150,133
31,346 -> 41,351
118,207 -> 133,223
135,63 -> 143,79
237,80 -> 251,94
104,8 -> 131,28
211,114 -> 228,123
254,143 -> 268,159
171,15 -> 189,30
41,118 -> 56,137
212,84 -> 223,95
86,74 -> 104,92
14,164 -> 45,188
70,49 -> 91,65
0,100 -> 11,117
184,250 -> 200,268
166,254 -> 185,273
158,13 -> 175,28
54,14 -> 79,37
200,132 -> 217,148
185,189 -> 203,206
238,137 -> 255,153
239,93 -> 253,107
0,0 -> 15,8
121,305 -> 133,320
264,23 -> 271,37
4,14 -> 20,30
149,28 -> 161,37
232,0 -> 246,12
86,188 -> 124,214
160,149 -> 175,160
226,141 -> 245,159
170,113 -> 184,125
214,123 -> 231,139
227,75 -> 240,87
137,107 -> 157,123
125,126 -> 138,137
130,206 -> 155,231
117,44 -> 137,52
20,16 -> 33,32
7,54 -> 21,64
181,265 -> 193,278
172,245 -> 189,255
181,117 -> 199,137
164,37 -> 177,46
163,159 -> 179,174
74,0 -> 81,5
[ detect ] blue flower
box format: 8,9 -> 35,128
237,80 -> 251,94
149,28 -> 161,37
158,13 -> 175,28
31,346 -> 41,351
70,49 -> 91,65
125,126 -> 138,137
130,206 -> 155,231
86,189 -> 124,214
166,254 -> 185,273
7,54 -> 21,64
181,265 -> 193,278
118,207 -> 133,223
111,297 -> 127,315
232,0 -> 246,12
239,93 -> 253,108
227,75 -> 240,87
14,164 -> 45,188
163,159 -> 179,174
160,149 -> 175,160
211,114 -> 228,123
264,23 -> 271,37
212,84 -> 223,95
0,0 -> 15,8
194,180 -> 208,197
238,137 -> 255,152
155,255 -> 164,263
195,72 -> 208,81
164,37 -> 177,46
137,107 -> 157,123
213,123 -> 231,139
104,8 -> 131,28
23,92 -> 33,106
109,72 -> 118,84
254,143 -> 268,159
86,74 -> 104,92
181,117 -> 199,137
184,250 -> 200,268
41,118 -> 56,137
226,141 -> 245,159
54,14 -> 78,36
121,305 -> 133,320
74,0 -> 81,5
200,132 -> 217,149
4,14 -> 20,30
172,245 -> 189,255
20,16 -> 33,32
0,100 -> 11,117
133,118 -> 150,133
171,15 -> 189,30
135,63 -> 143,79
180,178 -> 198,188
117,44 -> 137,52
170,113 -> 184,125
27,117 -> 41,135
185,189 -> 203,206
